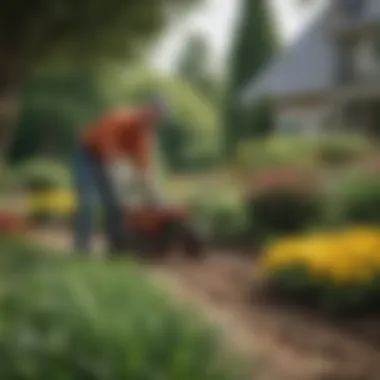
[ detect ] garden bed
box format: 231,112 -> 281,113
0,235 -> 249,380
29,228 -> 380,380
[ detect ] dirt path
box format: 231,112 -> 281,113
30,229 -> 380,380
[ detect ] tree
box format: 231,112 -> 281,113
8,67 -> 106,163
7,67 -> 111,163
223,0 -> 278,158
0,0 -> 200,158
176,33 -> 220,103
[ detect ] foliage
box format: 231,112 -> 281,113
9,67 -> 106,163
332,175 -> 380,226
261,227 -> 380,315
242,99 -> 275,138
0,0 -> 199,79
0,166 -> 21,192
16,158 -> 71,191
0,0 -> 199,163
314,134 -> 372,166
246,168 -> 322,238
223,0 -> 278,157
15,158 -> 72,223
176,33 -> 221,104
236,134 -> 373,172
189,191 -> 251,247
0,238 -> 248,380
158,120 -> 192,173
236,137 -> 315,172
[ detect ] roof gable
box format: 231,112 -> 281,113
240,8 -> 335,105
240,0 -> 380,106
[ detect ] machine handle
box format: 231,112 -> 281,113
138,178 -> 162,207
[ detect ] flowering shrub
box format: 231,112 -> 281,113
245,168 -> 322,239
261,226 -> 380,314
247,167 -> 320,193
0,212 -> 27,234
27,190 -> 76,215
27,190 -> 77,225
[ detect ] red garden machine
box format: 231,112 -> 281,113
113,165 -> 205,260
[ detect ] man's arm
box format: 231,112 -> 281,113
134,132 -> 162,204
134,131 -> 152,179
100,112 -> 125,158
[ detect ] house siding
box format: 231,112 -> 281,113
241,0 -> 380,137
275,103 -> 330,136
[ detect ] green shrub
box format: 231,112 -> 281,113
16,158 -> 71,191
0,238 -> 248,380
189,192 -> 251,247
246,167 -> 322,238
247,188 -> 321,238
314,134 -> 371,166
0,167 -> 21,193
265,265 -> 380,316
236,137 -> 314,172
332,175 -> 380,225
235,134 -> 372,173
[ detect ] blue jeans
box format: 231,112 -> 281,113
71,144 -> 126,253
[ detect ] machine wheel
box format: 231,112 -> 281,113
179,224 -> 205,260
147,221 -> 199,259
153,221 -> 179,257
132,221 -> 206,261
132,223 -> 174,260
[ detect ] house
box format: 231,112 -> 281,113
240,0 -> 380,136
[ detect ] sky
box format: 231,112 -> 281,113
151,0 -> 326,74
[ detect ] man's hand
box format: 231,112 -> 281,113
137,171 -> 162,206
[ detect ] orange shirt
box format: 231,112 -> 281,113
81,108 -> 153,173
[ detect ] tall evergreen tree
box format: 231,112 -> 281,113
223,0 -> 278,158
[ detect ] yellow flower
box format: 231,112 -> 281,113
260,226 -> 380,286
260,236 -> 308,271
28,190 -> 76,215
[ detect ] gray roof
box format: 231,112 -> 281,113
240,9 -> 335,105
361,0 -> 380,24
240,0 -> 380,106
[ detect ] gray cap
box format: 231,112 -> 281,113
146,94 -> 170,118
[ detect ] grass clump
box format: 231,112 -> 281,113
0,238 -> 248,380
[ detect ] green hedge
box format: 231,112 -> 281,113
15,158 -> 71,191
246,187 -> 321,239
328,173 -> 380,226
266,265 -> 380,316
236,134 -> 373,172
0,238 -> 249,380
188,191 -> 252,248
